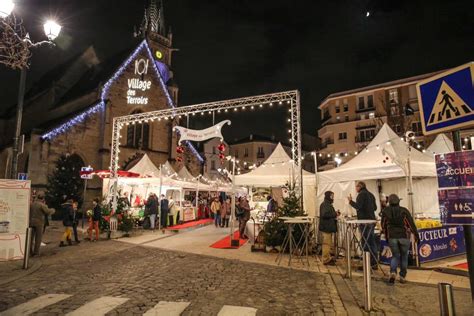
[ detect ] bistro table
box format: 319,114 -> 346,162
276,218 -> 312,267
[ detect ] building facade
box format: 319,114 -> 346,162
0,0 -> 202,204
317,70 -> 474,170
202,138 -> 229,179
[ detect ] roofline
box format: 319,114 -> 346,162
317,69 -> 447,109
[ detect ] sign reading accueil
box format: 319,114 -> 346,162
127,58 -> 152,105
416,62 -> 474,135
435,150 -> 474,188
436,150 -> 474,225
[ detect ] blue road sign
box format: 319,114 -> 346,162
17,173 -> 28,180
417,62 -> 474,135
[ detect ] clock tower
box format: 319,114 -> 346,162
135,0 -> 178,103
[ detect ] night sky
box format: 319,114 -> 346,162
1,0 -> 473,142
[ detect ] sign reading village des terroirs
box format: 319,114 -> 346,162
436,150 -> 474,225
126,58 -> 152,105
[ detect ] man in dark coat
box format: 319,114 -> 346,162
60,199 -> 74,247
29,194 -> 55,256
160,194 -> 169,231
381,194 -> 419,284
319,191 -> 338,265
348,181 -> 378,268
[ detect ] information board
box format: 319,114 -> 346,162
435,150 -> 474,225
0,180 -> 31,260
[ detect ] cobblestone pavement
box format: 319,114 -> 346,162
344,274 -> 474,315
0,237 -> 347,315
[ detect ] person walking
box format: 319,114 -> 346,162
211,197 -> 222,227
266,195 -> 278,217
348,181 -> 378,269
221,197 -> 231,228
88,198 -> 101,242
146,193 -> 159,230
29,194 -> 55,256
160,194 -> 169,232
72,201 -> 81,244
319,191 -> 339,265
238,196 -> 251,239
381,194 -> 419,284
60,199 -> 74,247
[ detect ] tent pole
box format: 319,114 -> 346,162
230,158 -> 236,241
158,165 -> 163,231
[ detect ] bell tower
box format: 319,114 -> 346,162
135,0 -> 173,67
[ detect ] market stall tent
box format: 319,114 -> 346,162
235,143 -> 317,216
317,124 -> 439,217
426,133 -> 454,154
127,153 -> 160,177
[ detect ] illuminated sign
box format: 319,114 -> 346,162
126,58 -> 152,105
155,50 -> 163,59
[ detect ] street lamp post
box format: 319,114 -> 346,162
0,0 -> 61,179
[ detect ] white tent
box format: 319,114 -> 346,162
235,143 -> 317,216
427,133 -> 454,154
317,124 -> 439,217
128,153 -> 160,177
177,166 -> 197,182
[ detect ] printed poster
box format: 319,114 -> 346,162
0,180 -> 31,261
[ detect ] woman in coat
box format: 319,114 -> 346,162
60,199 -> 74,247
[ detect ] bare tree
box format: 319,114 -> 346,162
0,15 -> 31,69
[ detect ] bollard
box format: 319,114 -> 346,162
363,251 -> 372,311
346,227 -> 352,279
438,283 -> 456,316
23,227 -> 33,270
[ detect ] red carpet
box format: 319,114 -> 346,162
210,231 -> 247,249
452,262 -> 468,270
166,218 -> 213,230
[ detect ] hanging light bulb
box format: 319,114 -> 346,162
208,111 -> 212,114
319,153 -> 322,157
225,109 -> 228,112
192,112 -> 196,116
217,109 -> 221,113
242,106 -> 246,110
365,148 -> 369,152
354,151 -> 358,155
201,112 -> 204,116
376,145 -> 380,150
386,141 -> 391,145
234,108 -> 237,112
251,106 -> 254,110
279,101 -> 282,105
259,104 -> 263,108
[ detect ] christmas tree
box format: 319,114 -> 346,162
264,184 -> 305,249
45,154 -> 84,219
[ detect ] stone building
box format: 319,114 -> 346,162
317,69 -> 474,170
202,138 -> 229,179
0,0 -> 202,204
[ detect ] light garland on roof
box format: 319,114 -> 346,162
40,39 -> 204,163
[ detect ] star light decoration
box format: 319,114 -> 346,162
39,39 -> 204,163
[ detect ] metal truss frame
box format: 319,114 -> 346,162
110,90 -> 302,209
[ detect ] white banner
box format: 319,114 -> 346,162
0,180 -> 31,261
173,120 -> 231,144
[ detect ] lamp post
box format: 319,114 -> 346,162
0,0 -> 61,179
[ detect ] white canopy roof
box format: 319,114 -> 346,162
127,154 -> 160,177
317,124 -> 436,184
235,143 -> 315,187
427,133 -> 454,154
177,166 -> 197,182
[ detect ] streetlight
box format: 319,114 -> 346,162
0,4 -> 62,179
0,0 -> 14,18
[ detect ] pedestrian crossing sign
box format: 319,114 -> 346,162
417,62 -> 474,135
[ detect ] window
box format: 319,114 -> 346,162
412,122 -> 422,134
257,147 -> 265,158
367,95 -> 374,108
359,113 -> 366,120
369,112 -> 375,119
323,109 -> 330,120
390,105 -> 400,116
338,132 -> 347,140
212,147 -> 216,154
126,110 -> 149,149
336,116 -> 340,122
358,129 -> 375,142
335,105 -> 340,113
211,160 -> 216,170
235,149 -> 239,158
345,115 -> 349,122
358,96 -> 365,110
408,85 -> 417,100
343,103 -> 349,112
244,148 -> 249,157
389,89 -> 399,104
394,124 -> 402,134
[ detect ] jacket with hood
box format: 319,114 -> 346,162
319,197 -> 338,233
381,205 -> 419,240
